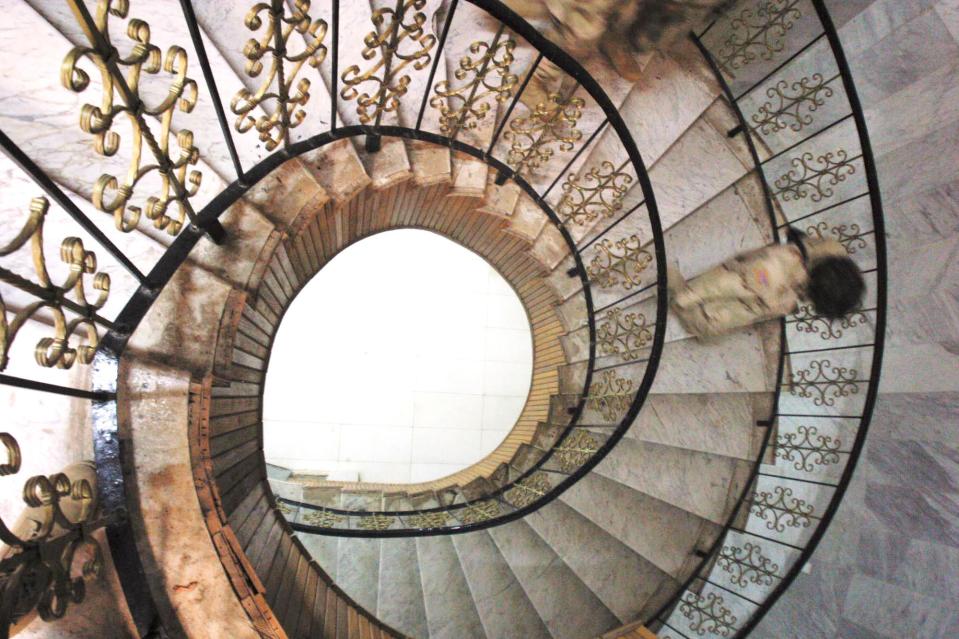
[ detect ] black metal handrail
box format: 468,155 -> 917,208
650,1 -> 886,637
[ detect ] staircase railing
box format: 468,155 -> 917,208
0,0 -> 665,632
649,1 -> 886,637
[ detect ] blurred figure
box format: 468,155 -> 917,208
503,0 -> 734,109
668,227 -> 866,337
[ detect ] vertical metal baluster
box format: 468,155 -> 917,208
331,0 -> 340,131
178,0 -> 245,182
0,129 -> 149,286
65,0 -> 227,244
415,0 -> 459,131
486,52 -> 542,158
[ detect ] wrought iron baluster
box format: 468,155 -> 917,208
64,0 -> 224,243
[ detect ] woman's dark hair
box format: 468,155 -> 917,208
807,256 -> 866,319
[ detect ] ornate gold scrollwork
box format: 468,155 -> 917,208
597,308 -> 651,361
505,93 -> 584,179
772,149 -> 858,203
0,197 -> 110,372
430,25 -> 517,138
341,0 -> 436,125
557,160 -> 633,226
302,509 -> 344,528
405,511 -> 450,529
503,472 -> 551,508
716,0 -> 803,74
62,0 -> 202,235
457,500 -> 499,524
585,370 -> 634,422
232,0 -> 328,151
588,234 -> 653,290
356,513 -> 395,531
0,434 -> 104,632
554,430 -> 599,473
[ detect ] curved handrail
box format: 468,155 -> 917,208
650,1 -> 886,637
0,0 -> 665,623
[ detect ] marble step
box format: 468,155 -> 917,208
524,499 -> 678,624
625,392 -> 771,462
650,327 -> 777,395
559,472 -> 718,580
452,530 -> 552,639
487,519 -> 620,639
416,535 -> 487,639
593,438 -> 752,526
335,538 -> 382,618
298,533 -> 340,582
378,537 -> 430,639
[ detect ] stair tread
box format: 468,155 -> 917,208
526,499 -> 676,624
416,535 -> 487,639
488,519 -> 620,639
453,530 -> 552,639
377,537 -> 429,639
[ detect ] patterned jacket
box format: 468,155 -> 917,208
671,235 -> 848,336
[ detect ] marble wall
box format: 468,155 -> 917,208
754,1 -> 959,637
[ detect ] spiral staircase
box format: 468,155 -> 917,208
0,0 -> 888,638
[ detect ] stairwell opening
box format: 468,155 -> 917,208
263,228 -> 534,485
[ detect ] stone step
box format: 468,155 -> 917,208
377,537 -> 430,639
625,392 -> 771,462
416,535 -> 487,639
559,471 -> 718,579
336,538 -> 382,615
452,530 -> 553,639
487,518 -> 620,639
593,437 -> 751,525
524,499 -> 678,624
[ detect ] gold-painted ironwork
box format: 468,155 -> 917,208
62,0 -> 202,235
597,308 -> 652,361
505,93 -> 584,178
277,501 -> 295,516
231,0 -> 328,151
340,0 -> 436,125
430,25 -> 517,138
751,74 -> 838,135
503,472 -> 550,508
0,197 -> 110,372
679,591 -> 738,637
0,434 -> 105,634
776,425 -> 842,472
405,511 -> 450,529
457,500 -> 499,524
554,430 -> 599,473
717,542 -> 780,587
750,486 -> 816,532
302,509 -> 343,528
585,370 -> 634,422
789,358 -> 861,407
357,513 -> 395,531
588,234 -> 653,290
772,150 -> 858,203
805,220 -> 869,255
792,303 -> 870,340
557,160 -> 633,227
716,0 -> 803,74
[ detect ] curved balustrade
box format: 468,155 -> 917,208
0,0 -> 888,635
649,1 -> 886,637
0,0 -> 666,631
